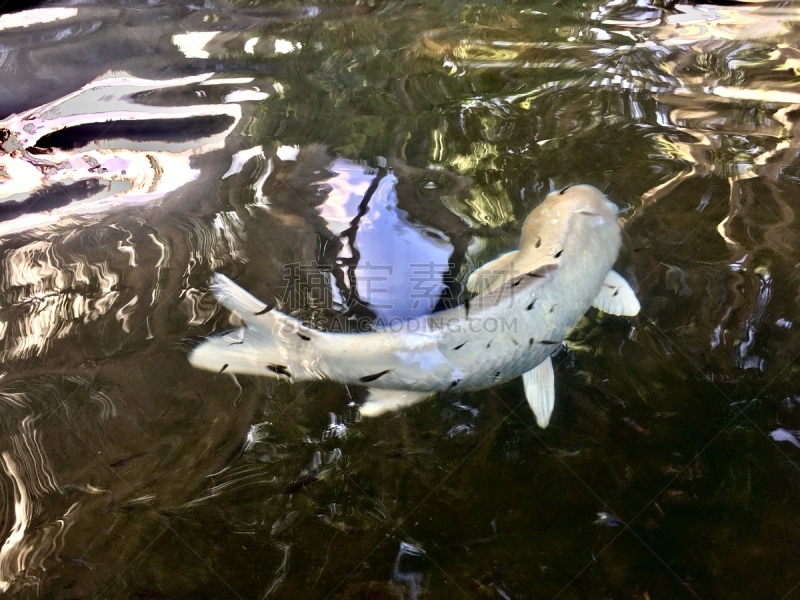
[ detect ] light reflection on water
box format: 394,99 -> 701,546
0,0 -> 800,597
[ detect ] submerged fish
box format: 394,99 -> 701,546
190,184 -> 640,427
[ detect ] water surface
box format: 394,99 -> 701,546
1,0 -> 800,598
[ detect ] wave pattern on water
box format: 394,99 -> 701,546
0,0 -> 800,598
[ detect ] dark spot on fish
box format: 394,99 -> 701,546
549,305 -> 556,314
512,278 -> 522,287
526,300 -> 536,311
494,371 -> 502,377
453,342 -> 467,350
219,364 -> 228,373
613,288 -> 620,297
254,305 -> 272,316
527,271 -> 545,278
554,249 -> 563,258
297,332 -> 311,341
535,237 -> 542,248
539,340 -> 559,345
487,340 -> 492,349
267,364 -> 291,377
450,379 -> 460,388
359,369 -> 394,383
558,185 -> 572,195
511,337 -> 519,345
529,338 -> 534,346
229,340 -> 244,345
464,297 -> 470,317
577,209 -> 598,216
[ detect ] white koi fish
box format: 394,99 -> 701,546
189,184 -> 640,427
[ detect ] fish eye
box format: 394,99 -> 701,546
558,185 -> 572,196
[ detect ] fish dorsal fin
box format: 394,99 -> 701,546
465,250 -> 520,295
359,388 -> 432,417
593,270 -> 640,316
523,357 -> 555,428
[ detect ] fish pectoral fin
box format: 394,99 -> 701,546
593,270 -> 640,316
523,357 -> 555,428
465,250 -> 520,294
359,388 -> 432,417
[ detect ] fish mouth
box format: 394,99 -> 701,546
574,209 -> 610,228
572,198 -> 619,230
575,199 -> 619,219
560,184 -> 619,218
595,195 -> 620,217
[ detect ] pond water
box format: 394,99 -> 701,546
1,0 -> 800,598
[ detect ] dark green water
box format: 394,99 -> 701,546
1,0 -> 800,598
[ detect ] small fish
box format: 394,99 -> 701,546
283,472 -> 321,495
190,185 -> 640,428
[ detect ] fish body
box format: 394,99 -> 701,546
190,184 -> 640,426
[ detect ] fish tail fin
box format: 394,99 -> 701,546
189,273 -> 323,380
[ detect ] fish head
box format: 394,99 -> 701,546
516,184 -> 622,278
549,184 -> 619,220
520,184 -> 620,250
522,184 -> 618,238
